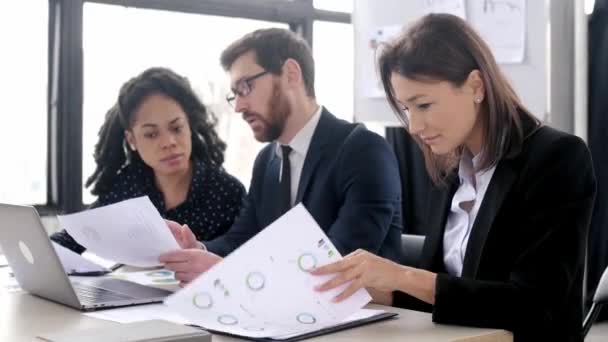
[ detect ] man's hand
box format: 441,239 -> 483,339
165,220 -> 199,250
159,249 -> 222,285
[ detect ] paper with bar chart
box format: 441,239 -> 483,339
165,204 -> 372,338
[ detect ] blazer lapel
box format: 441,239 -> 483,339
295,111 -> 332,204
461,161 -> 517,277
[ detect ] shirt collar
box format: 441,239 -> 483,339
276,105 -> 323,159
458,149 -> 495,186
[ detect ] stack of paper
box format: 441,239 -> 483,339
165,204 -> 372,339
58,196 -> 179,267
84,304 -> 387,341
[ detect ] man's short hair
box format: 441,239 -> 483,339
220,28 -> 315,98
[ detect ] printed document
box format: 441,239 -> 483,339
58,196 -> 179,267
165,204 -> 372,338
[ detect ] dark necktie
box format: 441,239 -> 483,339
278,145 -> 293,217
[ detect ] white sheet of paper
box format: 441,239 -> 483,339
0,267 -> 21,293
420,0 -> 466,18
470,0 -> 526,63
58,196 -> 180,267
165,204 -> 372,338
85,305 -> 385,341
52,242 -> 109,274
0,254 -> 7,267
82,251 -> 120,270
84,303 -> 191,325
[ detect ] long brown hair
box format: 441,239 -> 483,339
378,13 -> 539,184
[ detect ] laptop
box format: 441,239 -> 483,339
0,203 -> 172,311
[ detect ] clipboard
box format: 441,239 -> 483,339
192,311 -> 398,342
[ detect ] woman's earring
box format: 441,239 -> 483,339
475,98 -> 483,103
129,145 -> 136,151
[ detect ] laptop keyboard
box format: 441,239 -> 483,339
72,282 -> 135,304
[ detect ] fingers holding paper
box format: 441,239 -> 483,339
311,249 -> 418,303
165,220 -> 199,249
159,249 -> 222,284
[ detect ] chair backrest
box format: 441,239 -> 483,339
400,234 -> 425,267
583,265 -> 608,337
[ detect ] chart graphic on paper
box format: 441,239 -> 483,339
110,269 -> 178,286
165,204 -> 371,338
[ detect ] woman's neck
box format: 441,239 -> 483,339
154,161 -> 193,210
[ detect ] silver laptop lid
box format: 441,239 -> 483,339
0,203 -> 81,308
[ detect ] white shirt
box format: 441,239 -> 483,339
443,150 -> 496,277
275,105 -> 323,205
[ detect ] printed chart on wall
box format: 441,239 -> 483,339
470,0 -> 527,63
165,204 -> 372,339
364,0 -> 467,99
365,25 -> 402,98
420,0 -> 466,18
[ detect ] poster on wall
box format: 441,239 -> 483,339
470,0 -> 527,63
365,25 -> 402,98
420,0 -> 466,18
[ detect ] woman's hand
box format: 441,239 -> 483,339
311,249 -> 437,305
311,249 -> 405,302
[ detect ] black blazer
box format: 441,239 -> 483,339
393,121 -> 597,341
206,109 -> 403,262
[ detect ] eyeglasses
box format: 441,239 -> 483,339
226,70 -> 270,107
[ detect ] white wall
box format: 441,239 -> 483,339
353,0 -> 586,138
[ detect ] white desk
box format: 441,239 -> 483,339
0,286 -> 512,341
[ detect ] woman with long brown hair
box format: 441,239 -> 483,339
312,14 -> 596,341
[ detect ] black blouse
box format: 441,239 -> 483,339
51,159 -> 246,254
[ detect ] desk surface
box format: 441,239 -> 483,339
0,288 -> 513,342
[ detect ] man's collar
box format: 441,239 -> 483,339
276,105 -> 323,158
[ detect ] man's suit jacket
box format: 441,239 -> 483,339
393,118 -> 597,341
206,109 -> 403,263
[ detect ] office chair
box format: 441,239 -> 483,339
583,265 -> 608,337
400,234 -> 425,267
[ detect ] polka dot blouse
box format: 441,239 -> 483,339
51,159 -> 246,254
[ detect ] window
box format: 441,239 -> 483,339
82,3 -> 288,202
313,0 -> 353,13
0,2 -> 48,204
585,0 -> 595,14
313,21 -> 354,121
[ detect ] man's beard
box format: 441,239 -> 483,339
245,81 -> 291,142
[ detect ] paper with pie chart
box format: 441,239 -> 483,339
165,204 -> 372,338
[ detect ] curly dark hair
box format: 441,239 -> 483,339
86,67 -> 226,195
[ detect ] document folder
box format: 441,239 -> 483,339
197,311 -> 397,342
